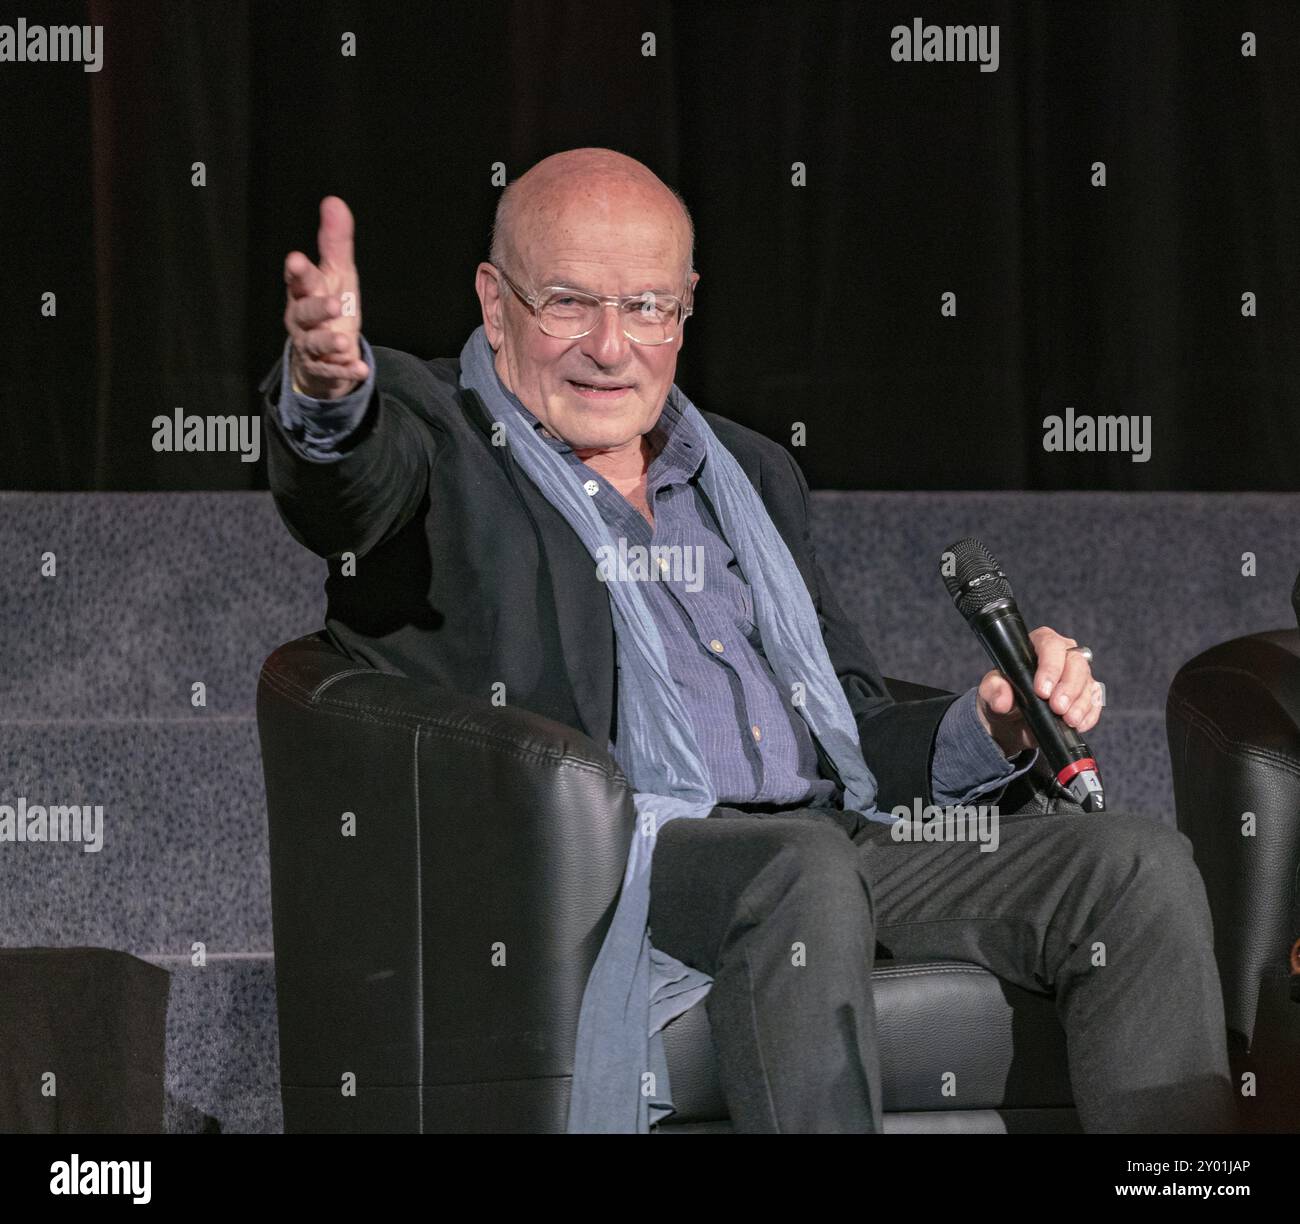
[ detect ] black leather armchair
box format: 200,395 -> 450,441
1166,628 -> 1300,1132
258,632 -> 1081,1133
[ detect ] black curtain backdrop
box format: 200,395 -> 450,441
5,0 -> 1298,492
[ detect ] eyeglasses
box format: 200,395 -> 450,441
494,265 -> 693,345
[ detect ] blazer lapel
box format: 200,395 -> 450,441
509,458 -> 617,746
459,383 -> 616,746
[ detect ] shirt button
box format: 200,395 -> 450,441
709,639 -> 724,653
751,724 -> 762,742
583,479 -> 600,496
657,556 -> 670,573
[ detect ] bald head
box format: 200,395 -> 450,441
489,147 -> 694,289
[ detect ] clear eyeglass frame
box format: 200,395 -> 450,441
494,264 -> 693,345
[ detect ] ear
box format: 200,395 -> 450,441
673,272 -> 700,354
475,262 -> 506,348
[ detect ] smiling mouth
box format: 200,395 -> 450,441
568,379 -> 634,398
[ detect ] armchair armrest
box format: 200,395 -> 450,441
1166,628 -> 1300,1054
257,633 -> 635,1133
882,676 -> 952,703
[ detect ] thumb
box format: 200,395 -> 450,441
978,670 -> 1018,717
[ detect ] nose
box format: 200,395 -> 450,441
579,302 -> 632,367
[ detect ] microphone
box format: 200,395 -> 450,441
940,537 -> 1105,813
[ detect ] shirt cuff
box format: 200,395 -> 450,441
276,335 -> 377,457
930,686 -> 1038,807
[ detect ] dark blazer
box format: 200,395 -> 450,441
259,344 -> 959,814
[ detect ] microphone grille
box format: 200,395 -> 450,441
942,537 -> 1014,618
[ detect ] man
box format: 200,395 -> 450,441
263,147 -> 1235,1133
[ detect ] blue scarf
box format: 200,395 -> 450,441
458,325 -> 884,1131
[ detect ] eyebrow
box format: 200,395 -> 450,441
540,277 -> 679,297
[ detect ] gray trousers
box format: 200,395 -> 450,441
647,804 -> 1237,1133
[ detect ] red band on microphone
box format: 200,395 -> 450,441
1056,757 -> 1098,787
